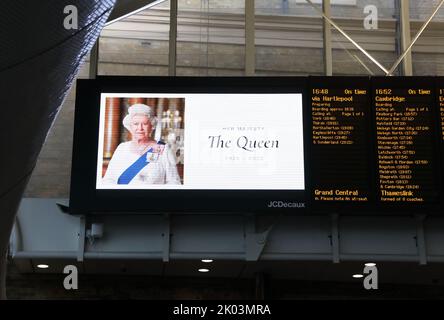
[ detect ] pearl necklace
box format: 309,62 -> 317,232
132,141 -> 155,155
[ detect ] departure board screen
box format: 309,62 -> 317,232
439,78 -> 444,143
438,78 -> 444,195
310,77 -> 371,204
372,77 -> 439,205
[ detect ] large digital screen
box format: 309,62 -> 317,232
70,76 -> 444,215
96,93 -> 305,190
70,77 -> 308,214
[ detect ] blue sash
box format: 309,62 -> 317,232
118,148 -> 153,184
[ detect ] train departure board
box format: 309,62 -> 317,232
310,77 -> 371,204
438,78 -> 444,194
372,77 -> 440,205
439,78 -> 444,143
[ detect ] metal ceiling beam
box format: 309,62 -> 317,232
398,0 -> 413,76
168,0 -> 177,76
305,0 -> 390,75
89,42 -> 100,79
245,0 -> 255,76
322,0 -> 333,76
388,0 -> 444,75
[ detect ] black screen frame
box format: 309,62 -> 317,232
69,76 -> 310,214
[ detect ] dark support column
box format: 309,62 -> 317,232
169,0 -> 177,76
255,272 -> 271,300
245,0 -> 255,76
322,0 -> 332,76
0,177 -> 30,300
0,248 -> 7,300
89,41 -> 99,79
395,0 -> 413,76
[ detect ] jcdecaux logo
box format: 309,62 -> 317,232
267,201 -> 305,208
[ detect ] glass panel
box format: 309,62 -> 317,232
410,0 -> 444,21
256,0 -> 323,16
98,1 -> 170,76
255,2 -> 324,75
177,0 -> 245,76
331,0 -> 397,76
411,0 -> 444,75
331,0 -> 395,19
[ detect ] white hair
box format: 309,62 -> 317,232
122,104 -> 157,132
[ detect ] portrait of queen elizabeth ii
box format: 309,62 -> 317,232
102,103 -> 182,185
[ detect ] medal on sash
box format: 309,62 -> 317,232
146,143 -> 165,162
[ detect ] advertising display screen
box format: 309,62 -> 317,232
70,76 -> 444,215
96,93 -> 305,191
70,77 -> 308,214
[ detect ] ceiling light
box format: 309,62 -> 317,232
365,263 -> 376,267
353,274 -> 363,278
198,268 -> 210,273
37,264 -> 49,269
201,259 -> 213,263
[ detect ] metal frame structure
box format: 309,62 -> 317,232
9,198 -> 444,267
388,0 -> 444,75
399,0 -> 413,76
168,0 -> 178,76
322,0 -> 333,76
94,0 -> 444,77
245,0 -> 255,75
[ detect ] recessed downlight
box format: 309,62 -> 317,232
37,264 -> 49,269
201,259 -> 213,263
198,268 -> 210,273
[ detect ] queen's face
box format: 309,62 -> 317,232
130,114 -> 152,142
